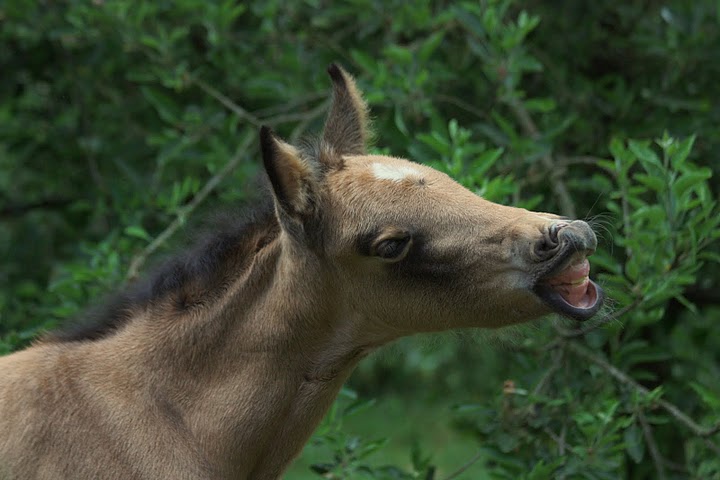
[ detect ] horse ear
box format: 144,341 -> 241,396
322,64 -> 370,156
260,126 -> 316,218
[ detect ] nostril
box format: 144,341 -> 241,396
534,240 -> 554,259
535,222 -> 568,258
549,222 -> 568,244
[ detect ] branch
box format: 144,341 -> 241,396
251,91 -> 326,118
662,459 -> 690,474
290,98 -> 331,144
566,341 -> 720,456
531,345 -> 565,397
620,175 -> 633,259
265,106 -> 328,126
638,410 -> 667,480
440,450 -> 484,480
557,298 -> 641,338
0,197 -> 73,219
505,98 -> 576,218
125,131 -> 255,280
190,76 -> 262,128
559,422 -> 567,456
434,94 -> 491,121
543,425 -> 567,457
190,74 -> 328,130
556,155 -> 607,167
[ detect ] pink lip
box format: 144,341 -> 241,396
543,258 -> 597,309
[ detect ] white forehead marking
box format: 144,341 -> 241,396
371,162 -> 422,182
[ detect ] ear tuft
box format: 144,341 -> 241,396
322,64 -> 370,157
260,126 -> 315,217
259,125 -> 276,170
327,63 -> 346,86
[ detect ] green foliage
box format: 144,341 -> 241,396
308,388 -> 436,479
2,0 -> 720,479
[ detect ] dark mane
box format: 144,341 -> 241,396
47,200 -> 279,343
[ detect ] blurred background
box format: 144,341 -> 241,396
1,1 -> 719,478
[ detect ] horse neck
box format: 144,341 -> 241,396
90,235 -> 374,477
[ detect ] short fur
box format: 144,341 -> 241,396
0,64 -> 600,479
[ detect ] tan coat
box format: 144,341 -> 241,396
0,65 -> 602,479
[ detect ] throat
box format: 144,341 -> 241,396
163,267 -> 377,479
214,331 -> 374,479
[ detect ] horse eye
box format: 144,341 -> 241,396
374,236 -> 412,261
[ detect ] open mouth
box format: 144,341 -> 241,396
534,254 -> 604,321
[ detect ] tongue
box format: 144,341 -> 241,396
546,259 -> 593,308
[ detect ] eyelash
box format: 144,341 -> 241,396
376,238 -> 408,259
373,235 -> 412,261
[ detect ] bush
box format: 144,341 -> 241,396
2,0 -> 719,478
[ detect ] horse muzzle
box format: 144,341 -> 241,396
532,221 -> 604,321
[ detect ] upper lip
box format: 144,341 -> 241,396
534,244 -> 583,283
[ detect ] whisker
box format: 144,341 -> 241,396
584,191 -> 605,220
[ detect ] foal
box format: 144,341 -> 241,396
0,65 -> 602,479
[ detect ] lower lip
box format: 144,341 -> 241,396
534,278 -> 603,321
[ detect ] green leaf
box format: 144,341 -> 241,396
454,7 -> 486,38
356,437 -> 389,460
624,423 -> 645,463
471,148 -> 504,178
699,251 -> 720,264
630,205 -> 665,224
597,159 -> 615,172
674,294 -> 698,314
667,135 -> 695,169
139,34 -> 163,51
140,86 -> 181,124
633,173 -> 666,192
517,10 -> 540,34
338,387 -> 358,400
124,225 -> 151,242
451,403 -> 484,413
490,111 -> 519,143
448,119 -> 459,141
417,132 -> 450,157
609,137 -> 636,175
496,431 -> 520,453
672,168 -> 712,199
350,49 -> 376,73
310,463 -> 334,475
625,259 -> 639,282
526,458 -> 563,480
384,45 -> 413,65
523,97 -> 556,113
645,386 -> 665,405
394,107 -> 409,136
609,137 -> 626,163
690,382 -> 720,410
628,140 -> 662,171
343,398 -> 377,418
419,31 -> 445,61
515,55 -> 543,73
